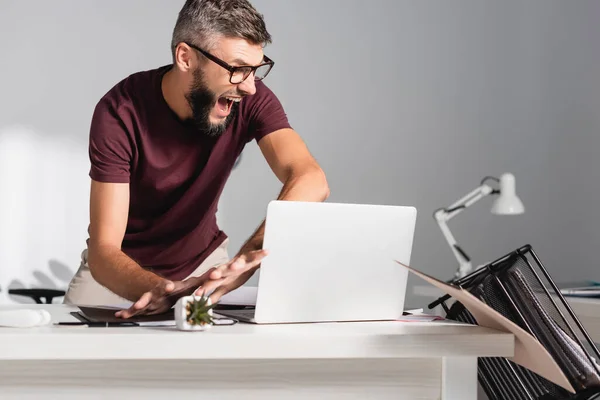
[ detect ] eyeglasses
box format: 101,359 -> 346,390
184,42 -> 274,84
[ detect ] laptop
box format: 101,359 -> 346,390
217,200 -> 417,324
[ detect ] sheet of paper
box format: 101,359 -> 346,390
212,317 -> 237,325
137,318 -> 236,327
396,315 -> 444,322
395,260 -> 575,393
219,285 -> 257,306
137,320 -> 176,327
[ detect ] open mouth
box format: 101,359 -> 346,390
217,96 -> 241,115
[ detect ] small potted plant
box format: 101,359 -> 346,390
174,294 -> 216,331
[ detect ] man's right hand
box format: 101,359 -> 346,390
114,278 -> 206,319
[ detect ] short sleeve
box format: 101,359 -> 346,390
88,98 -> 133,183
247,82 -> 292,143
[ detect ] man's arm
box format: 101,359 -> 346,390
91,180 -> 266,317
87,179 -> 164,301
240,128 -> 330,253
205,128 -> 329,302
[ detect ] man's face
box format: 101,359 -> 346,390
184,37 -> 264,136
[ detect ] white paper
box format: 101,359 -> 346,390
219,285 -> 257,306
138,318 -> 236,327
137,320 -> 176,327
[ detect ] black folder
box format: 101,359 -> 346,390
72,306 -> 174,324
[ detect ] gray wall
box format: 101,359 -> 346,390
1,0 -> 599,305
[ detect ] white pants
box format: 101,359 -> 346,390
63,239 -> 230,306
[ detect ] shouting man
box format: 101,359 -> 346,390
64,0 -> 329,317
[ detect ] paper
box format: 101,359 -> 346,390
398,308 -> 445,322
396,315 -> 444,322
137,320 -> 176,327
219,286 -> 257,306
395,260 -> 575,394
212,317 -> 237,325
131,318 -> 237,327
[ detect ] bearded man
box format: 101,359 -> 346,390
64,0 -> 329,318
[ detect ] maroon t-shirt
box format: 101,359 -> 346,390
88,65 -> 291,280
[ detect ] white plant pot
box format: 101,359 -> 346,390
174,295 -> 214,332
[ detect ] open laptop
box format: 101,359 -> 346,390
217,200 -> 417,324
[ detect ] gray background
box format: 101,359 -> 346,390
1,0 -> 599,307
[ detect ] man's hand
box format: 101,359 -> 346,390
197,249 -> 268,303
114,273 -> 217,319
115,249 -> 268,318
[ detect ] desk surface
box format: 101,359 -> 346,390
0,304 -> 513,361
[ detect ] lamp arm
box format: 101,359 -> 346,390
436,217 -> 472,278
434,183 -> 495,279
441,184 -> 495,221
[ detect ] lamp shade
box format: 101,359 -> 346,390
491,173 -> 525,215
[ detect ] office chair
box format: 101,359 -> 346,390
8,289 -> 65,304
429,244 -> 600,400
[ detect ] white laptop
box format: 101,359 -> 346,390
217,200 -> 417,324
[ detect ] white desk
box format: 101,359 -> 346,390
0,305 -> 513,400
567,297 -> 600,344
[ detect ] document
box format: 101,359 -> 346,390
395,260 -> 575,394
219,286 -> 257,306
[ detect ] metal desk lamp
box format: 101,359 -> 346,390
434,173 -> 525,280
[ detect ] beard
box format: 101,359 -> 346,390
184,67 -> 239,137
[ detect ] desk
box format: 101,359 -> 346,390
0,305 -> 513,400
567,297 -> 600,344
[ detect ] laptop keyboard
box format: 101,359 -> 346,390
218,308 -> 255,320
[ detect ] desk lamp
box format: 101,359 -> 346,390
433,173 -> 525,280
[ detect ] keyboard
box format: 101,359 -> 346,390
217,307 -> 255,321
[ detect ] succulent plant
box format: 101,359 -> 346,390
184,295 -> 217,326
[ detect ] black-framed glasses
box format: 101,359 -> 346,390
184,42 -> 274,84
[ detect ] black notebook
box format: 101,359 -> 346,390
74,306 -> 174,324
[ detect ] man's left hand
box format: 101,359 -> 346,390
196,249 -> 268,303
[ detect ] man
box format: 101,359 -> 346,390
63,0 -> 329,317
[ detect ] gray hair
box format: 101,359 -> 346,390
171,0 -> 272,60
